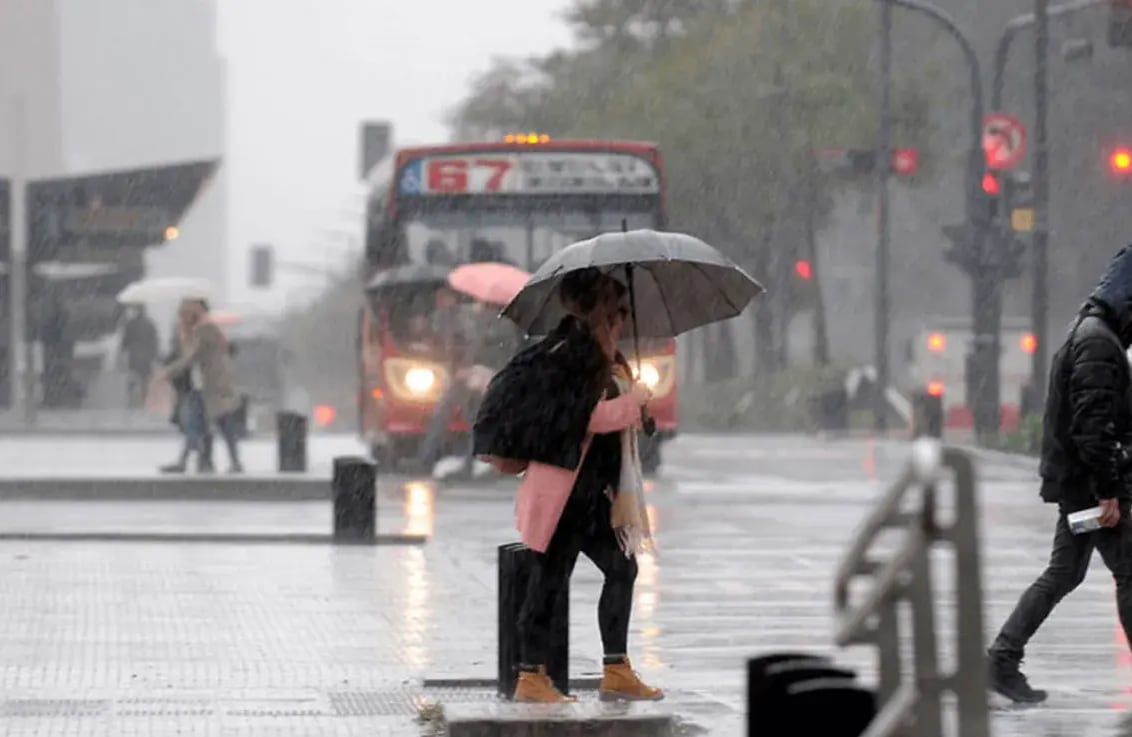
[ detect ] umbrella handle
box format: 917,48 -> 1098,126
641,409 -> 656,437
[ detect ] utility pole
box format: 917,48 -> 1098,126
1032,0 -> 1051,402
806,169 -> 830,366
9,97 -> 33,423
875,0 -> 893,432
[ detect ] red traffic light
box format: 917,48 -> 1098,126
1110,147 -> 1132,175
794,260 -> 813,280
982,171 -> 1002,196
892,148 -> 919,176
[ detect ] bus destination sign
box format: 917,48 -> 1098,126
398,152 -> 660,196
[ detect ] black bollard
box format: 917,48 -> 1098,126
781,680 -> 875,737
277,411 -> 308,472
912,390 -> 944,439
748,655 -> 847,737
332,456 -> 376,542
497,542 -> 569,698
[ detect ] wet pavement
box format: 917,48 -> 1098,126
0,433 -> 1127,735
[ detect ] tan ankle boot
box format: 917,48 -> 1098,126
599,656 -> 664,701
512,666 -> 576,703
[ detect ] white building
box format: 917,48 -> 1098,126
0,0 -> 228,304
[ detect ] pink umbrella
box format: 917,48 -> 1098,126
448,262 -> 531,307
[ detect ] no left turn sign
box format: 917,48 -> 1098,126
983,112 -> 1028,170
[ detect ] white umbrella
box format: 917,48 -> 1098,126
116,277 -> 214,305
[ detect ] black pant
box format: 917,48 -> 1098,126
990,503 -> 1132,660
208,410 -> 243,469
517,497 -> 638,666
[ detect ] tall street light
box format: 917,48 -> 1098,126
876,0 -> 989,437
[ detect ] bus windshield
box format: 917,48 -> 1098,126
399,206 -> 659,271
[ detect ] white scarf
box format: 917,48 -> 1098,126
609,374 -> 654,557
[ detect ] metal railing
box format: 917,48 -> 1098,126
833,441 -> 990,737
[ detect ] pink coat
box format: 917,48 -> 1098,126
514,392 -> 643,553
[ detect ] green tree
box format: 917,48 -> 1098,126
451,0 -> 931,374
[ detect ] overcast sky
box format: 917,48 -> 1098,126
217,0 -> 574,308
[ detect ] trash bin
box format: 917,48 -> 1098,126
276,411 -> 307,472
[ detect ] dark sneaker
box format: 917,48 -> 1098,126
989,653 -> 1047,704
159,463 -> 186,475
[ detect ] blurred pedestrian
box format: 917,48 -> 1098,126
421,299 -> 521,479
158,299 -> 243,473
987,245 -> 1132,704
120,305 -> 159,408
159,310 -> 209,473
473,268 -> 661,704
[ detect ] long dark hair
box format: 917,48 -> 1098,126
555,268 -> 629,386
559,268 -> 626,318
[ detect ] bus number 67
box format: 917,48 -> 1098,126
427,158 -> 512,193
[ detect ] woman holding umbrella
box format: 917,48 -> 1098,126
474,268 -> 661,704
477,228 -> 764,704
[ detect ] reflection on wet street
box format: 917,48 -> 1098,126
2,434 -> 1132,735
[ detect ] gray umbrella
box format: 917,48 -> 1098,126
364,264 -> 451,295
501,229 -> 764,339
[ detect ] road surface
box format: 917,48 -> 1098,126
0,433 -> 1125,735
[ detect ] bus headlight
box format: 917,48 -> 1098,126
404,367 -> 437,395
384,358 -> 447,402
633,356 -> 675,397
637,362 -> 661,390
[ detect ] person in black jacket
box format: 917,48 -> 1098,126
988,245 -> 1132,704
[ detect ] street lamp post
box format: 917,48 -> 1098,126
880,0 -> 990,437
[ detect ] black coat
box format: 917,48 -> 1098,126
1040,246 -> 1132,507
473,316 -> 610,471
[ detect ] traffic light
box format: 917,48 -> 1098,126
1109,146 -> 1132,177
892,148 -> 919,177
975,170 -> 1002,224
982,171 -> 1002,196
832,148 -> 919,177
794,259 -> 813,280
1109,0 -> 1132,47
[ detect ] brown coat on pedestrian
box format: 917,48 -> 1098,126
165,320 -> 240,420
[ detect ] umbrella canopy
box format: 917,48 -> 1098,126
116,277 -> 214,305
502,229 -> 764,338
364,264 -> 451,295
448,262 -> 531,307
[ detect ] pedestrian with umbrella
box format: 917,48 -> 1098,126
474,229 -> 763,703
421,262 -> 530,480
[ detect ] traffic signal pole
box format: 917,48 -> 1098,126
875,0 -> 893,432
1033,0 -> 1051,408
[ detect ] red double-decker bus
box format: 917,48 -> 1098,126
359,135 -> 676,471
